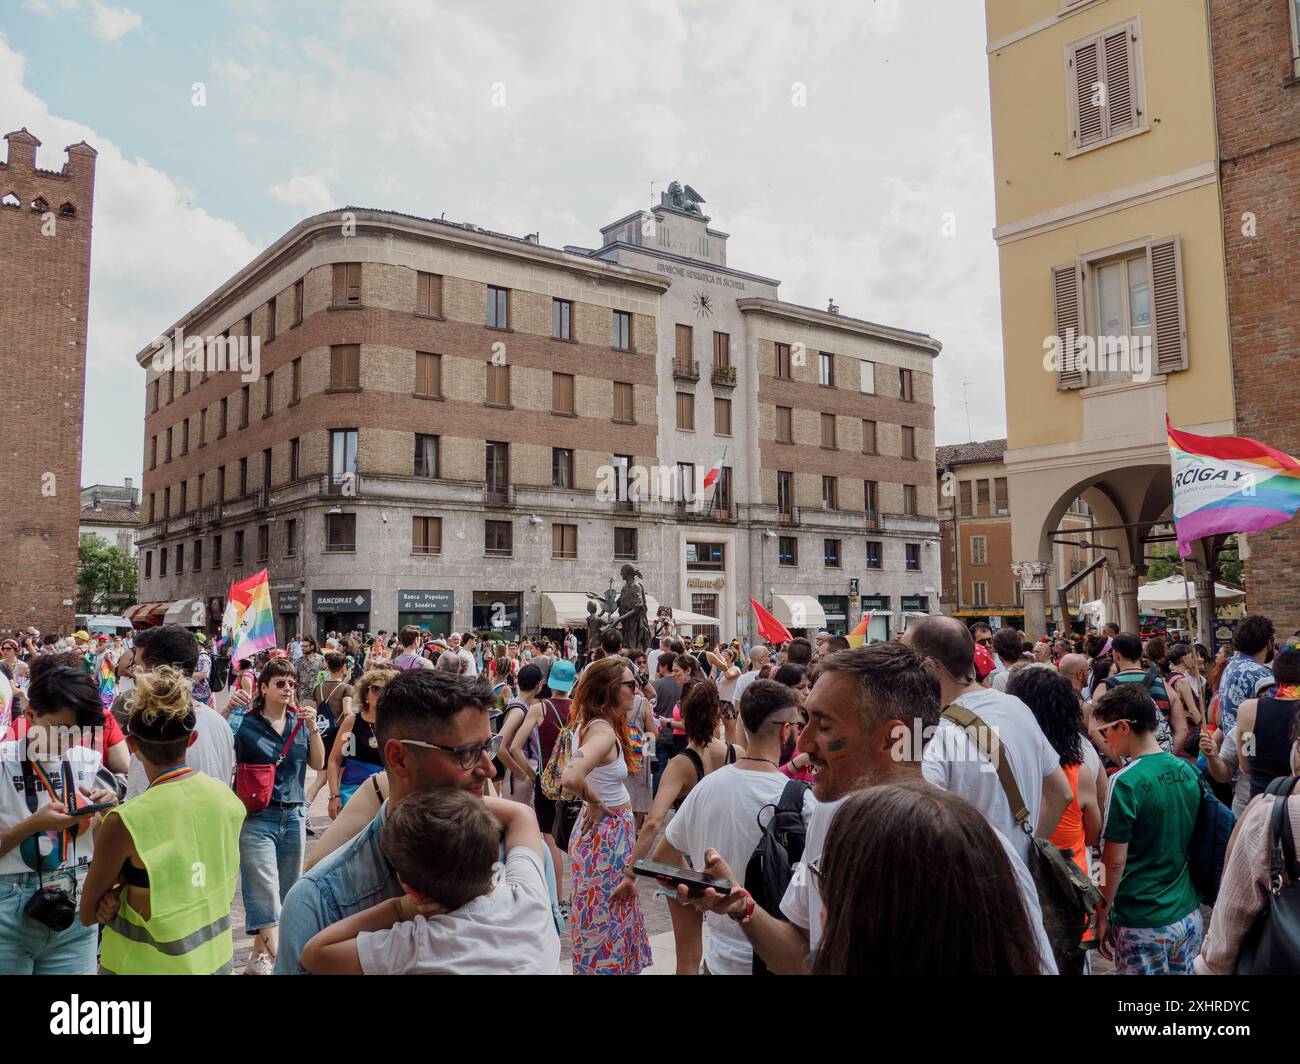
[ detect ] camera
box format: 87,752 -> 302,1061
24,886 -> 77,932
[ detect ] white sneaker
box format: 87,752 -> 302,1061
244,951 -> 274,975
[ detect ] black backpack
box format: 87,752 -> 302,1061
1236,775 -> 1300,974
210,652 -> 231,693
744,778 -> 810,975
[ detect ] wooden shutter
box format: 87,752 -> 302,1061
614,381 -> 633,422
331,344 -> 360,389
676,391 -> 694,430
821,413 -> 836,449
1149,236 -> 1188,375
777,407 -> 792,443
902,425 -> 915,459
1071,38 -> 1104,148
1103,27 -> 1138,136
487,364 -> 510,405
1051,262 -> 1086,389
553,372 -> 574,413
959,480 -> 972,517
715,397 -> 731,436
333,263 -> 360,305
416,352 -> 440,397
676,324 -> 692,363
862,419 -> 876,453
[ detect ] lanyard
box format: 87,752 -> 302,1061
148,765 -> 192,789
23,757 -> 75,867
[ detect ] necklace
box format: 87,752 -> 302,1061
148,765 -> 192,789
737,755 -> 779,768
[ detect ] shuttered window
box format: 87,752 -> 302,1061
330,344 -> 361,390
776,406 -> 793,444
1051,262 -> 1086,390
715,397 -> 732,436
552,372 -> 575,414
290,358 -> 301,404
486,363 -> 511,406
417,272 -> 443,316
977,479 -> 990,515
901,425 -> 915,459
415,352 -> 441,397
414,434 -> 439,478
613,381 -> 634,423
903,485 -> 918,516
862,419 -> 877,454
676,391 -> 694,431
713,331 -> 730,369
899,368 -> 914,401
1067,21 -> 1143,155
1149,236 -> 1188,375
412,517 -> 442,555
293,279 -> 304,326
995,477 -> 1009,515
332,262 -> 361,306
959,480 -> 972,517
820,413 -> 836,449
775,343 -> 792,380
864,480 -> 878,518
552,523 -> 578,560
675,324 -> 693,367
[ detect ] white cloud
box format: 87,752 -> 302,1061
268,174 -> 336,214
88,0 -> 141,40
23,0 -> 141,39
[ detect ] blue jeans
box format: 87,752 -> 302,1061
239,805 -> 306,932
0,871 -> 97,974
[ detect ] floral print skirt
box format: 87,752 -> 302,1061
569,807 -> 652,975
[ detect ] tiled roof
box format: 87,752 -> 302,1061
79,501 -> 140,524
935,438 -> 1007,469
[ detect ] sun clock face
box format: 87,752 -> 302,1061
692,291 -> 714,318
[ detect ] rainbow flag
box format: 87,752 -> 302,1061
846,612 -> 873,648
224,569 -> 277,662
1168,417 -> 1300,558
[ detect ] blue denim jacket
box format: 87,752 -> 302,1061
276,802 -> 563,975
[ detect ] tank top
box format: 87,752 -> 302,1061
537,698 -> 570,765
575,722 -> 630,807
349,714 -> 384,767
1050,762 -> 1088,878
1248,697 -> 1298,798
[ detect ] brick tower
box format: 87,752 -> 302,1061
0,128 -> 97,635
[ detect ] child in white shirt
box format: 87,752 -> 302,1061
301,792 -> 559,975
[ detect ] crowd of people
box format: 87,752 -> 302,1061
1,609 -> 1298,976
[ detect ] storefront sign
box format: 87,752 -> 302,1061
312,590 -> 371,612
860,595 -> 890,611
397,590 -> 454,612
901,596 -> 929,613
277,591 -> 300,613
687,576 -> 725,590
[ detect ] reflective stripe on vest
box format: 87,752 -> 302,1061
98,772 -> 245,975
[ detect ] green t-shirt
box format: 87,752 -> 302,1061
1103,751 -> 1201,928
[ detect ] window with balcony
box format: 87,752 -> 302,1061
778,536 -> 798,566
289,437 -> 300,481
485,442 -> 510,494
552,523 -> 577,560
325,513 -> 356,552
713,331 -> 730,369
485,520 -> 513,557
412,516 -> 442,555
414,434 -> 439,478
864,480 -> 878,521
613,454 -> 632,504
675,324 -> 693,369
677,462 -> 697,505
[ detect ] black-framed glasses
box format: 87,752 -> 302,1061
397,733 -> 503,771
618,680 -> 639,692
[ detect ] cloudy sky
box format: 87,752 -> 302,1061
2,0 -> 1002,488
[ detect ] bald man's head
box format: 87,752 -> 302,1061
902,615 -> 976,686
1058,653 -> 1088,691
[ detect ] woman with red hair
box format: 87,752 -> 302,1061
559,656 -> 652,975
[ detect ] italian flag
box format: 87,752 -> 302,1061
703,451 -> 726,491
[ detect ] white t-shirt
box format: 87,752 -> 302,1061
731,669 -> 763,709
125,702 -> 235,801
0,742 -> 105,876
921,687 -> 1060,865
779,788 -> 1057,974
665,764 -> 817,975
356,846 -> 560,974
457,649 -> 479,678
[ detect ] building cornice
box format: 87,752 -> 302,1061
132,208 -> 671,368
736,298 -> 942,356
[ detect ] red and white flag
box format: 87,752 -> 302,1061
703,452 -> 725,491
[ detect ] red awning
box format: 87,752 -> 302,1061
124,601 -> 169,630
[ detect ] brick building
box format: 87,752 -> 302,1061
1210,0 -> 1300,621
937,438 -> 1101,631
135,191 -> 941,645
0,128 -> 97,635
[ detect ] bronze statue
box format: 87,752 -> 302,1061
614,563 -> 651,652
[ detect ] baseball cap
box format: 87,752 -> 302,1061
73,630 -> 90,641
548,658 -> 576,693
973,642 -> 997,682
195,632 -> 207,644
96,634 -> 108,643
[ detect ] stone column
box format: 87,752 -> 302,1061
1012,561 -> 1054,641
1112,563 -> 1141,633
1190,567 -> 1217,648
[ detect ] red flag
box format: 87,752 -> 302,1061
750,598 -> 792,645
703,453 -> 725,491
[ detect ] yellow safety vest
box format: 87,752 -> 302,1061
98,772 -> 246,975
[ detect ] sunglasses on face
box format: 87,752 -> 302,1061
270,679 -> 297,690
397,733 -> 503,771
617,680 -> 638,692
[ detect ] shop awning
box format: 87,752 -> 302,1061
123,601 -> 168,629
540,592 -> 597,627
771,595 -> 827,630
644,597 -> 719,627
162,598 -> 207,628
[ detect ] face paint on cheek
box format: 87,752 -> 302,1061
826,737 -> 850,758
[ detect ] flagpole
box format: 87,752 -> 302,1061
1179,557 -> 1206,727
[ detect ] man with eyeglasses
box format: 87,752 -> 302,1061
639,679 -> 816,975
276,669 -> 560,974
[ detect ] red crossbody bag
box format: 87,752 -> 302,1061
234,714 -> 304,815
